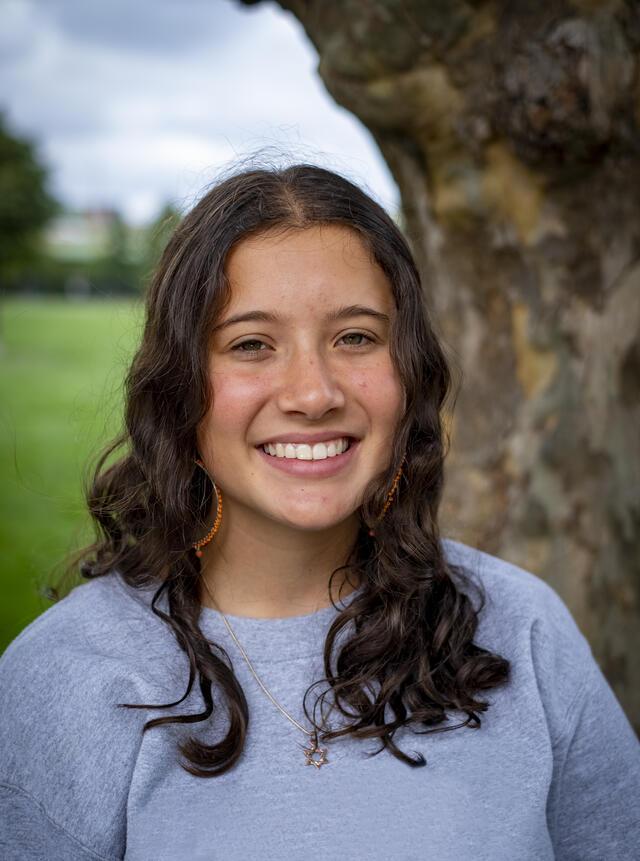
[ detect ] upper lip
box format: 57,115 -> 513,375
256,431 -> 360,446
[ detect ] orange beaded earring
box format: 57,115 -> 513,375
367,453 -> 407,537
192,458 -> 223,558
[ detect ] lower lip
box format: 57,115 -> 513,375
255,440 -> 360,477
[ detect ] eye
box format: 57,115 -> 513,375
231,339 -> 268,355
339,332 -> 375,348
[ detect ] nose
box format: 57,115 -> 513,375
276,349 -> 346,418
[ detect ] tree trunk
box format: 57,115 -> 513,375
241,0 -> 640,731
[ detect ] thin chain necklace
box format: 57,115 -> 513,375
200,576 -> 330,768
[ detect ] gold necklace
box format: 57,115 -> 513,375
200,576 -> 330,768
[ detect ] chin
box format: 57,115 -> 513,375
275,509 -> 355,533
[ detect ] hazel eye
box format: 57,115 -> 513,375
340,332 -> 374,347
232,339 -> 267,354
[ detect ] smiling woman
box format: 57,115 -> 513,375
1,164 -> 639,861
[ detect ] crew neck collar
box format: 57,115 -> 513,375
114,570 -> 365,663
198,582 -> 366,663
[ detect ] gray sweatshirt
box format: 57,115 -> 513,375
1,538 -> 639,860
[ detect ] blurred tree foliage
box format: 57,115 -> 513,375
0,113 -> 58,279
138,203 -> 181,289
0,114 -> 182,298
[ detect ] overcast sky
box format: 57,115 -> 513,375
1,0 -> 398,224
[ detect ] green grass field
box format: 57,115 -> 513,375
0,296 -> 145,652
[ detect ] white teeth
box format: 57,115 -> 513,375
262,437 -> 351,460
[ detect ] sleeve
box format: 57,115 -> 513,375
532,586 -> 640,859
0,601 -> 147,861
0,783 -> 112,861
546,656 -> 640,860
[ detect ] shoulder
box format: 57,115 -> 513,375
441,537 -> 598,738
0,572 -> 184,859
1,571 -> 183,682
442,536 -> 558,604
441,536 -> 584,643
0,572 -> 180,714
0,570 -> 189,718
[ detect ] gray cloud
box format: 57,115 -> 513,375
40,0 -> 245,56
0,0 -> 398,223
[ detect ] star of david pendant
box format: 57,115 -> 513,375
302,733 -> 329,768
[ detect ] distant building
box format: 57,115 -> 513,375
43,208 -> 120,263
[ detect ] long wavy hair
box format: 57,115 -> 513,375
56,163 -> 510,777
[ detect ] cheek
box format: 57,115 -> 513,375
353,361 -> 405,422
200,371 -> 270,443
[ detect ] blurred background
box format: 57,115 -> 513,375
0,0 -> 396,651
2,1 -> 639,732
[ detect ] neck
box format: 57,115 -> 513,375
197,503 -> 361,619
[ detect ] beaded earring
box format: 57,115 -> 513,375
192,458 -> 223,558
367,453 -> 406,537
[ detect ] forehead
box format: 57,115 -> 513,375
223,224 -> 394,308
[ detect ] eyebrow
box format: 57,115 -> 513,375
212,304 -> 391,334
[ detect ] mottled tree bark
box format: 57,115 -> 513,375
241,0 -> 640,730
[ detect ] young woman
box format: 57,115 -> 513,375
1,164 -> 639,860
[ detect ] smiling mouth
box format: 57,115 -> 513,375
255,437 -> 360,475
257,437 -> 355,461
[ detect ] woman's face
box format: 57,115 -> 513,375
197,224 -> 405,536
